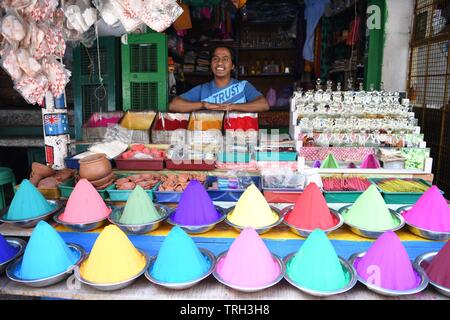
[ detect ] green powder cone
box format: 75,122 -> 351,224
343,185 -> 397,230
286,229 -> 349,292
321,154 -> 340,169
6,179 -> 55,220
119,185 -> 161,224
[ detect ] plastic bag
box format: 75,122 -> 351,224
120,111 -> 156,130
23,0 -> 59,22
14,73 -> 49,105
110,0 -> 142,33
1,46 -> 23,80
93,0 -> 120,27
16,48 -> 42,77
42,57 -> 71,97
1,12 -> 27,43
140,0 -> 183,32
103,124 -> 133,145
262,168 -> 305,189
63,0 -> 97,33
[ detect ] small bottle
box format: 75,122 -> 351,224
256,60 -> 262,75
250,64 -> 256,75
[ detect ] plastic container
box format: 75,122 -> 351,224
323,191 -> 364,203
108,182 -> 160,202
206,176 -> 261,202
263,189 -> 303,203
256,152 -> 297,161
381,160 -> 405,170
369,178 -> 442,204
58,178 -> 113,200
165,159 -> 216,171
64,153 -> 115,170
114,154 -> 164,171
217,152 -> 251,163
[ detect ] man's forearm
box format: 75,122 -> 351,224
169,97 -> 204,112
229,96 -> 270,112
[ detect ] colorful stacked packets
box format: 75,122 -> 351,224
5,179 -> 55,220
148,226 -> 212,286
59,179 -> 111,224
352,231 -> 426,294
226,184 -> 280,229
342,185 -> 400,231
171,180 -> 223,226
283,183 -> 341,232
322,176 -> 372,191
214,228 -> 283,291
377,178 -> 430,193
118,185 -> 162,225
285,229 -> 355,294
79,225 -> 147,285
10,221 -> 81,280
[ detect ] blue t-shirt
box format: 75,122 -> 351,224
180,79 -> 262,104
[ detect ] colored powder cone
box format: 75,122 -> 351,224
284,183 -> 338,230
216,228 -> 280,287
150,226 -> 210,283
423,241 -> 450,288
80,225 -> 146,284
59,179 -> 111,224
227,184 -> 279,228
119,185 -> 161,224
360,154 -> 381,169
348,162 -> 357,169
343,185 -> 397,231
14,221 -> 79,280
354,231 -> 420,291
6,179 -> 55,220
172,180 -> 222,226
286,229 -> 349,291
0,234 -> 19,264
312,160 -> 321,168
403,186 -> 450,232
321,154 -> 340,169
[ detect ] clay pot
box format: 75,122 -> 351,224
79,153 -> 112,181
89,172 -> 116,188
32,162 -> 55,178
95,178 -> 115,190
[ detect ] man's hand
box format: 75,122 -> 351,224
204,102 -> 231,110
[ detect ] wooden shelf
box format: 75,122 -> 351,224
239,47 -> 296,51
239,74 -> 294,78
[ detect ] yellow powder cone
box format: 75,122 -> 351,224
80,225 -> 146,284
227,184 -> 279,228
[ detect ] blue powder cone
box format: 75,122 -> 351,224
172,180 -> 222,226
150,226 -> 210,283
14,221 -> 79,280
0,234 -> 19,264
6,179 -> 55,220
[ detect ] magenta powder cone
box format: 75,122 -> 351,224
354,231 -> 421,291
403,186 -> 450,232
348,162 -> 357,169
360,154 -> 381,169
171,180 -> 222,226
216,228 -> 281,288
313,160 -> 321,168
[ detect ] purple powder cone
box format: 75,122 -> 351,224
172,180 -> 222,226
313,160 -> 322,168
348,162 -> 357,169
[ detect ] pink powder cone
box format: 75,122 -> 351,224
216,228 -> 281,288
59,179 -> 111,224
360,154 -> 381,169
403,186 -> 450,232
355,231 -> 421,291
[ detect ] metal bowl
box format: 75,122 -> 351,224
224,206 -> 283,235
349,251 -> 429,296
6,244 -> 85,288
283,252 -> 357,296
53,208 -> 110,232
166,206 -> 228,234
339,205 -> 405,239
415,251 -> 450,297
213,251 -> 285,293
75,249 -> 149,291
397,206 -> 450,241
281,206 -> 344,238
108,204 -> 171,235
144,248 -> 216,290
0,200 -> 62,228
0,238 -> 27,275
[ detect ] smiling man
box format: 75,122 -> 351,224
169,46 -> 269,113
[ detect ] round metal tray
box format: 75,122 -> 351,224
144,248 -> 216,290
6,244 -> 85,287
212,251 -> 285,293
283,252 -> 357,296
349,251 -> 429,296
397,206 -> 450,241
281,206 -> 344,238
108,204 -> 171,235
74,249 -> 149,291
224,206 -> 283,235
166,206 -> 228,234
415,251 -> 450,297
0,200 -> 63,228
0,238 -> 27,275
53,207 -> 111,232
339,205 -> 405,239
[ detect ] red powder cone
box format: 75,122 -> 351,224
284,183 -> 338,230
